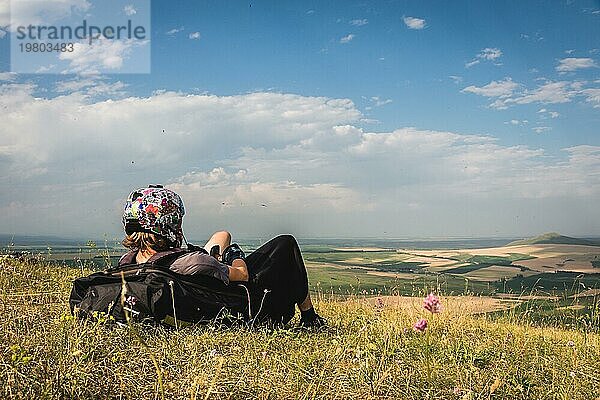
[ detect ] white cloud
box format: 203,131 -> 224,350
479,48 -> 502,61
462,78 -> 518,98
538,109 -> 560,119
449,75 -> 463,84
1,0 -> 90,28
0,72 -> 16,81
556,57 -> 597,72
175,167 -> 248,187
466,79 -> 590,109
532,126 -> 552,134
0,27 -> 5,38
520,32 -> 544,42
58,39 -> 147,74
171,178 -> 365,218
0,1 -> 8,27
509,81 -> 577,105
189,31 -> 201,40
54,77 -> 127,97
403,16 -> 426,29
166,27 -> 184,35
369,96 -> 392,107
506,119 -> 528,126
350,19 -> 368,26
123,5 -> 137,16
462,78 -> 600,111
0,82 -> 37,112
581,88 -> 600,108
55,78 -> 99,93
35,64 -> 56,73
465,48 -> 503,68
339,34 -> 355,44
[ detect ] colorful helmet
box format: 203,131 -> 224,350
122,185 -> 185,246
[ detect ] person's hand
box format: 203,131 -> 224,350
228,259 -> 249,282
222,244 -> 245,265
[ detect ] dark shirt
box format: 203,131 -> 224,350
118,249 -> 230,284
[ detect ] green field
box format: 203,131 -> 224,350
299,246 -> 600,298
7,239 -> 599,300
488,296 -> 600,333
497,271 -> 600,295
305,263 -> 494,296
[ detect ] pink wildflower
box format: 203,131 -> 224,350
423,293 -> 442,313
413,318 -> 428,332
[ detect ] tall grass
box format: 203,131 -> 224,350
1,257 -> 599,399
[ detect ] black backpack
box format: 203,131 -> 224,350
69,251 -> 264,326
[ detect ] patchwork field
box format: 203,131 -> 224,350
4,234 -> 598,299
300,240 -> 600,298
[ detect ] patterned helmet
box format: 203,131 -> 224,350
122,185 -> 185,246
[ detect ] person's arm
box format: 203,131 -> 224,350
228,258 -> 249,282
221,244 -> 249,282
169,252 -> 231,284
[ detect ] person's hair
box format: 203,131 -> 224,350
122,232 -> 172,252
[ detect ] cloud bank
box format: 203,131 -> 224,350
1,81 -> 599,239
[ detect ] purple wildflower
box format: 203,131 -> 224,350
413,318 -> 428,332
423,293 -> 442,313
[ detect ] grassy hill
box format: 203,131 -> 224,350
1,257 -> 600,399
507,232 -> 598,247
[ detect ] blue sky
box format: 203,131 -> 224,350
0,0 -> 599,240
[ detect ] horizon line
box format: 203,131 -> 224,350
2,232 -> 600,243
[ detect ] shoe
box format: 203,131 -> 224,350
299,313 -> 327,329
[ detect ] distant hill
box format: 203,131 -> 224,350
507,232 -> 599,247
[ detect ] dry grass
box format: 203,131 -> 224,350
1,257 -> 600,399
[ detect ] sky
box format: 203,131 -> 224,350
0,0 -> 599,241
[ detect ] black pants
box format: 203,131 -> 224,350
245,235 -> 309,324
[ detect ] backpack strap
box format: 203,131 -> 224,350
107,249 -> 189,275
147,248 -> 190,266
118,250 -> 137,266
108,245 -> 210,275
118,243 -> 208,266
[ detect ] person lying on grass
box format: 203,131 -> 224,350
119,185 -> 325,328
